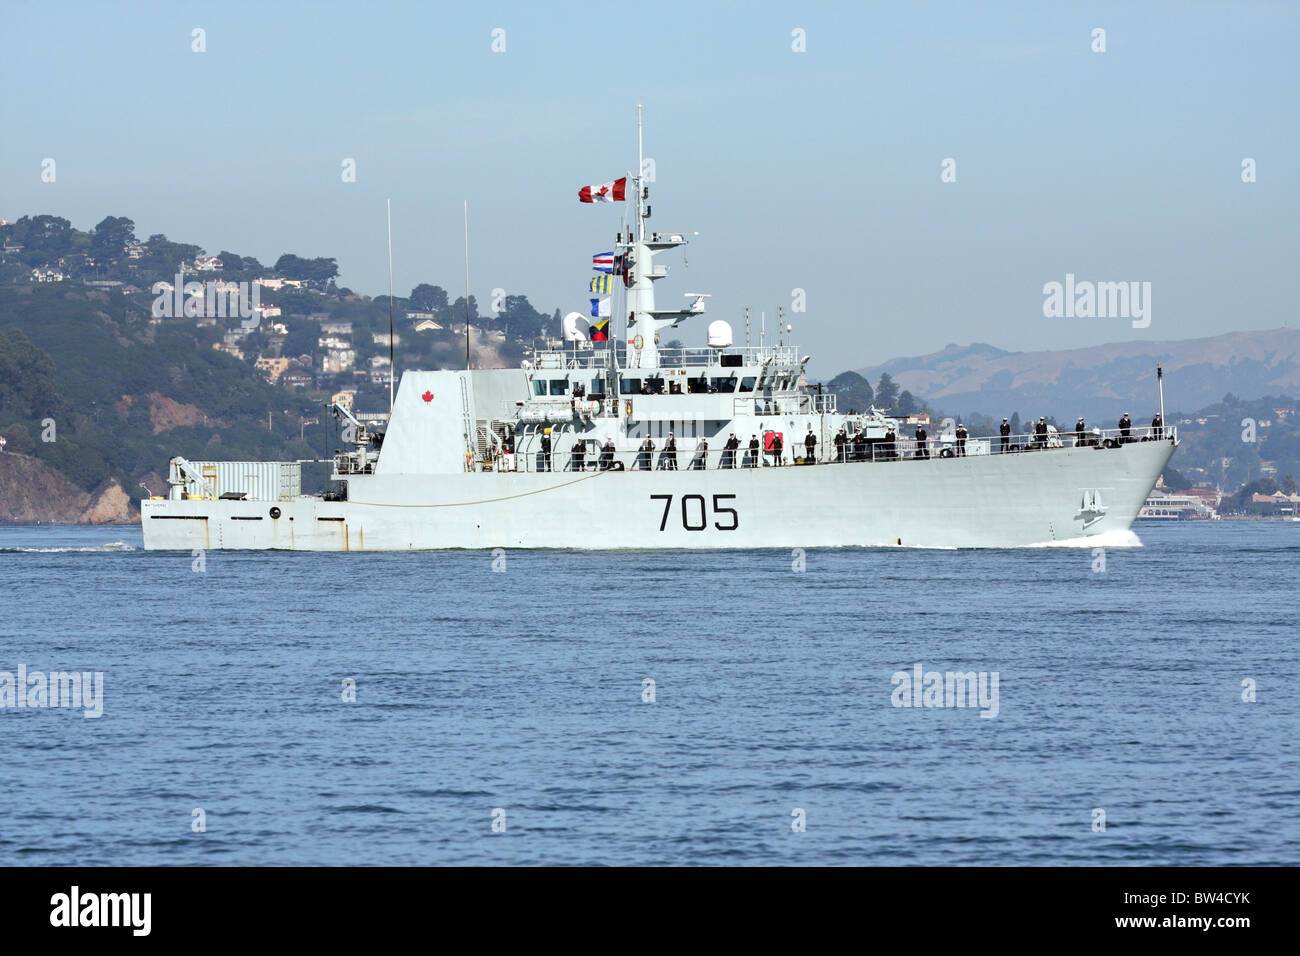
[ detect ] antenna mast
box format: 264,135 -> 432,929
636,104 -> 645,242
1157,364 -> 1165,436
386,198 -> 394,412
463,200 -> 471,370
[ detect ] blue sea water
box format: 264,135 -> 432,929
0,522 -> 1296,866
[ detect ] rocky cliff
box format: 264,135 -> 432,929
0,451 -> 137,524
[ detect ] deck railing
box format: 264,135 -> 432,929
530,344 -> 801,370
483,426 -> 1175,473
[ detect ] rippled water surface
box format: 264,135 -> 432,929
1,522 -> 1296,865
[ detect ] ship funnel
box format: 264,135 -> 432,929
707,320 -> 733,349
563,312 -> 590,342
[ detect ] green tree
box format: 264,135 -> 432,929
409,283 -> 448,312
90,216 -> 137,260
18,214 -> 75,264
274,254 -> 339,284
826,371 -> 872,412
875,372 -> 900,409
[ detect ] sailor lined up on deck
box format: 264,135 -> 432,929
747,435 -> 760,467
804,428 -> 816,463
693,436 -> 708,470
723,433 -> 739,469
661,433 -> 677,470
999,418 -> 1010,452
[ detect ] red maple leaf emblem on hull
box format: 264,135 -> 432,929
422,390 -> 434,402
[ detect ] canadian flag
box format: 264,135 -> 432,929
578,177 -> 627,203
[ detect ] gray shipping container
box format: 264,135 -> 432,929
189,461 -> 301,501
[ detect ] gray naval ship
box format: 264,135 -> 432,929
141,126 -> 1177,551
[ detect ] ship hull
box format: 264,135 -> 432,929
140,437 -> 1175,550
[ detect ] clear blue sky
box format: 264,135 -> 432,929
2,0 -> 1295,375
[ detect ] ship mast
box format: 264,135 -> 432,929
622,105 -> 705,370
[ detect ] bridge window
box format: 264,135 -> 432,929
620,378 -> 641,395
711,377 -> 737,393
531,379 -> 546,396
739,377 -> 756,392
550,379 -> 568,396
589,378 -> 606,395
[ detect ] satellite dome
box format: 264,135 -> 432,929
562,312 -> 590,342
707,320 -> 733,349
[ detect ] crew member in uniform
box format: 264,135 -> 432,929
1118,412 -> 1132,443
771,432 -> 783,466
747,434 -> 760,468
1034,417 -> 1048,450
914,423 -> 928,459
638,436 -> 655,470
600,437 -> 615,470
804,428 -> 817,464
955,423 -> 968,457
852,428 -> 867,462
999,418 -> 1010,453
541,431 -> 552,471
693,436 -> 709,470
571,438 -> 585,472
662,432 -> 677,470
1151,413 -> 1163,440
723,433 -> 739,469
834,428 -> 847,462
1075,416 -> 1087,446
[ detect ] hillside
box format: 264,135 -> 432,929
0,214 -> 561,523
855,328 -> 1300,423
0,450 -> 132,524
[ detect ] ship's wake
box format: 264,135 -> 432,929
1,541 -> 137,554
1025,529 -> 1143,549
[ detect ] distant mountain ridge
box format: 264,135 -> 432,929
856,328 -> 1300,421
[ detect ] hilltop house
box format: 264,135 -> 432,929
254,277 -> 307,290
31,267 -> 65,283
194,255 -> 224,272
412,317 -> 443,332
255,356 -> 290,383
322,348 -> 355,373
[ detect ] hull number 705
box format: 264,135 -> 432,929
650,494 -> 739,531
